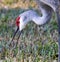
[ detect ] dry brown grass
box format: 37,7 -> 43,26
0,0 -> 38,9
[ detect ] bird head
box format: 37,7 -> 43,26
11,13 -> 30,42
16,16 -> 20,28
11,10 -> 34,42
16,15 -> 27,31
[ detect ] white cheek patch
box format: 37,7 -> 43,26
19,18 -> 25,31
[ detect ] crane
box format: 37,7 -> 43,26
11,0 -> 60,62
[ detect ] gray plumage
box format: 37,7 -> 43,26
35,0 -> 60,11
11,0 -> 60,62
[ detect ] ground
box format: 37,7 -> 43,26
0,0 -> 59,62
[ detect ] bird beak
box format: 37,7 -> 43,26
9,27 -> 23,49
11,27 -> 23,42
11,27 -> 19,42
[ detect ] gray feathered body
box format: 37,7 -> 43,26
35,0 -> 60,11
35,0 -> 60,62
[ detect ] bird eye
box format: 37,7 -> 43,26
16,16 -> 20,27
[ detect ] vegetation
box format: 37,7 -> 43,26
0,0 -> 59,62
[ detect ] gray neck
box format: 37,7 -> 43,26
31,5 -> 52,25
21,6 -> 52,26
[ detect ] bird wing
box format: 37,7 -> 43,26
35,0 -> 60,11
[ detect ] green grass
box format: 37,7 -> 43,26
0,7 -> 58,62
